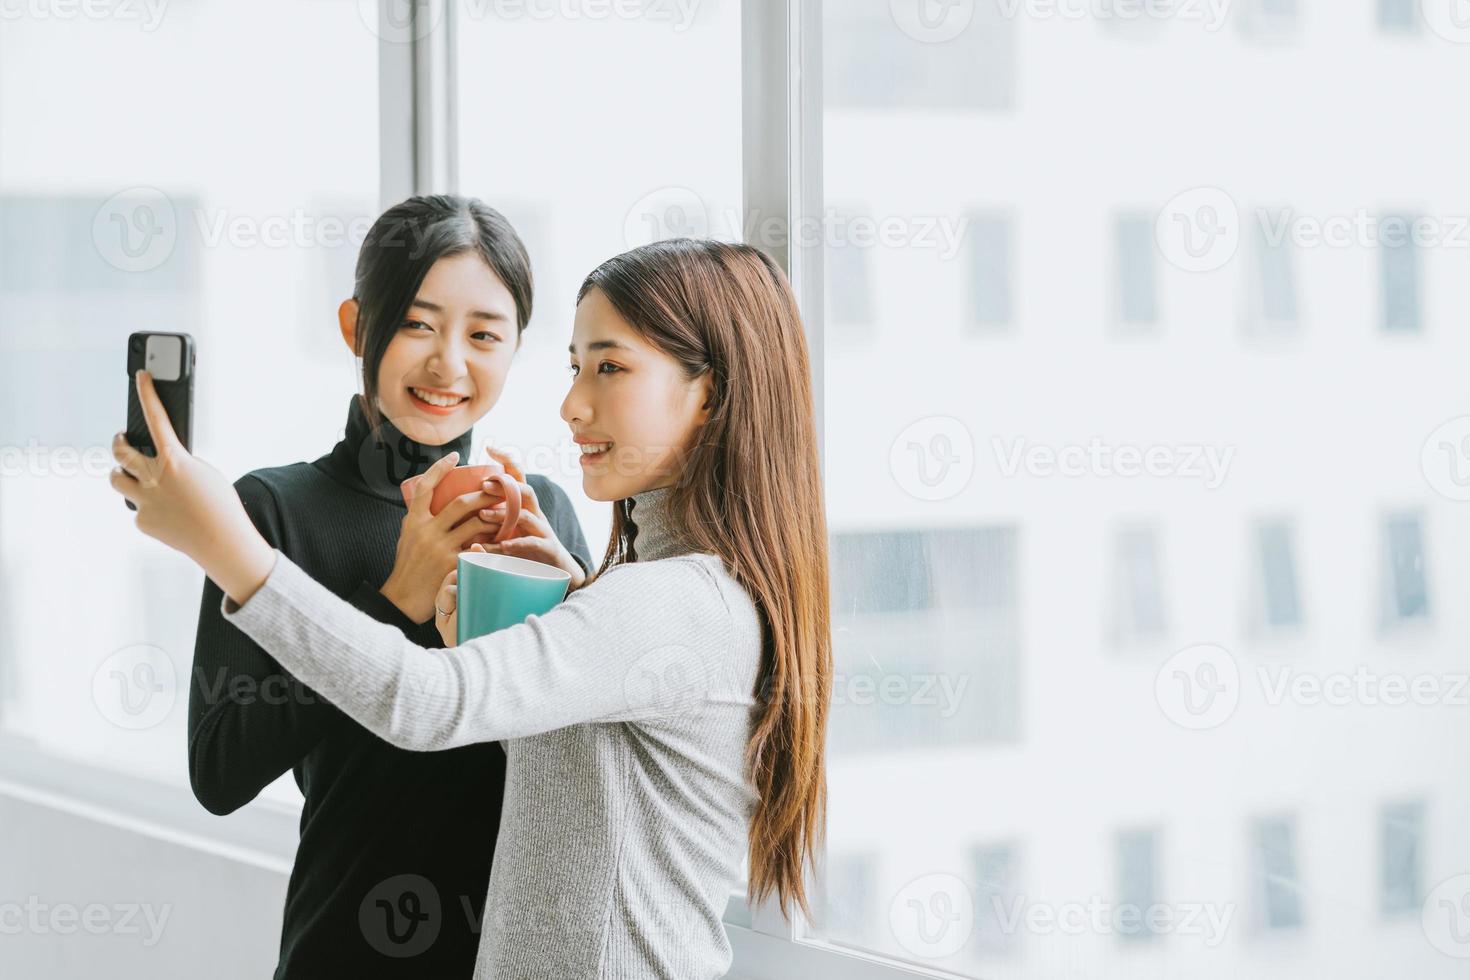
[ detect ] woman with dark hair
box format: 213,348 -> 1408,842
185,195 -> 591,978
116,238 -> 832,979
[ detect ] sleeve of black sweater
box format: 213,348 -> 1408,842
186,475 -> 443,816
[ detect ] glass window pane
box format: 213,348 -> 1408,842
1116,213 -> 1158,328
1381,214 -> 1422,332
453,0 -> 741,552
1252,816 -> 1304,931
1381,801 -> 1425,917
965,214 -> 1013,331
0,0 -> 378,806
812,2 -> 1469,976
1382,512 -> 1431,624
1116,828 -> 1161,943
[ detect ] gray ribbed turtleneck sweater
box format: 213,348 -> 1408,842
221,485 -> 764,979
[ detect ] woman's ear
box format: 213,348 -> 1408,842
337,299 -> 360,354
694,371 -> 715,424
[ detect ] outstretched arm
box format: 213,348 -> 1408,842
219,548 -> 726,749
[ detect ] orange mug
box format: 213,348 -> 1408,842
400,462 -> 522,544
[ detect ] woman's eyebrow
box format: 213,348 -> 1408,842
410,298 -> 509,322
568,339 -> 631,354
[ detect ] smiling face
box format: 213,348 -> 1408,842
343,251 -> 520,445
560,287 -> 712,502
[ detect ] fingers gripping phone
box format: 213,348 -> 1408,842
124,331 -> 196,512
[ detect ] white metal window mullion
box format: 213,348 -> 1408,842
378,0 -> 458,208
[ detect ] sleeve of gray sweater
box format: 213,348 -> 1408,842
218,549 -> 734,751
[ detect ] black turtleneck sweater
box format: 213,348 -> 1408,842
188,394 -> 592,980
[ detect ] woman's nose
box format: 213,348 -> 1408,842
560,383 -> 586,425
427,338 -> 468,381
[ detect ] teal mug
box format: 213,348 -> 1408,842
456,552 -> 573,644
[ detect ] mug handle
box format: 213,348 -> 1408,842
485,471 -> 522,543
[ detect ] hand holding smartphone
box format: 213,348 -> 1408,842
124,332 -> 195,511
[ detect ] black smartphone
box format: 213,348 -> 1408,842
124,331 -> 196,512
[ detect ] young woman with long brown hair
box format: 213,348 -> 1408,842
109,238 -> 833,979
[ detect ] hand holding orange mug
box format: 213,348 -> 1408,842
401,455 -> 522,544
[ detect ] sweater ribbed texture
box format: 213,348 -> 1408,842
222,485 -> 764,980
190,393 -> 591,979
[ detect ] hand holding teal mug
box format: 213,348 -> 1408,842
455,550 -> 572,644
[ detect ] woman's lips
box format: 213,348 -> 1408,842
407,387 -> 469,416
578,442 -> 612,466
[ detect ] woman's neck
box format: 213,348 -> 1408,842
328,394 -> 474,503
627,485 -> 698,562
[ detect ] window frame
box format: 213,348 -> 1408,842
0,2 -> 949,976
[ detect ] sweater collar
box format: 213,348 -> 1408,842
325,394 -> 474,504
627,485 -> 698,562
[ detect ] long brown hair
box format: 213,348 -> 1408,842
577,239 -> 832,920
